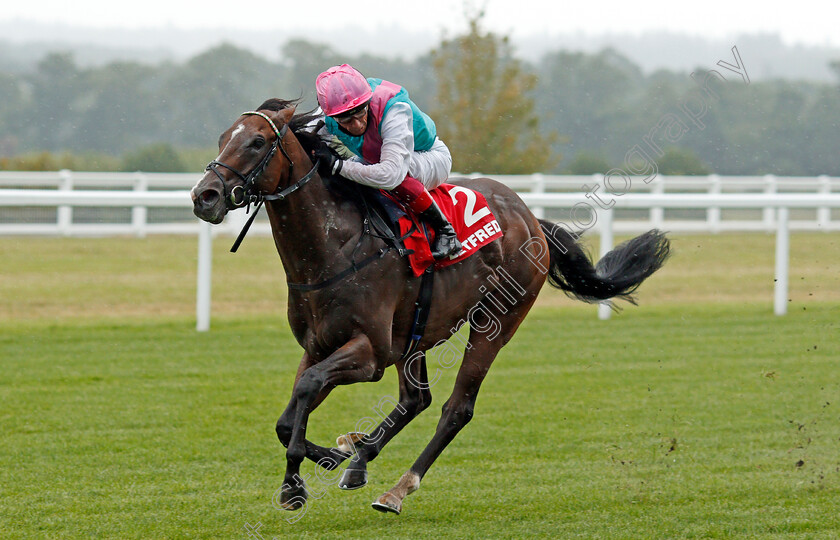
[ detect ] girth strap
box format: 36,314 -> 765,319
401,266 -> 436,360
287,247 -> 392,292
285,186 -> 416,292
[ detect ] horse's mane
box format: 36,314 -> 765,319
255,98 -> 324,156
255,98 -> 362,202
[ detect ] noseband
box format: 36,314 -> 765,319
203,110 -> 320,251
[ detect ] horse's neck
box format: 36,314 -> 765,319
264,164 -> 361,287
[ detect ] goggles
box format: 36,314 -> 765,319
333,104 -> 368,125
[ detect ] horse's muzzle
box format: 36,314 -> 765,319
192,179 -> 228,224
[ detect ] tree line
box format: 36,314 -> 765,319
0,21 -> 838,176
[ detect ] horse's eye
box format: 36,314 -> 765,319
251,137 -> 266,150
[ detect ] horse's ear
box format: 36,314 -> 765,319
271,106 -> 296,125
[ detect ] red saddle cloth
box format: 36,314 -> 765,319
391,183 -> 504,276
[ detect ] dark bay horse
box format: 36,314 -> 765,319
191,99 -> 670,515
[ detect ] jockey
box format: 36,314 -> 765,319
311,64 -> 462,260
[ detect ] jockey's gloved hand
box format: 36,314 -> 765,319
311,144 -> 343,177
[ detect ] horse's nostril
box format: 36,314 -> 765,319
199,189 -> 220,207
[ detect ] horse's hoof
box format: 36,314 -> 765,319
278,482 -> 308,511
338,467 -> 368,490
371,492 -> 402,515
336,432 -> 366,455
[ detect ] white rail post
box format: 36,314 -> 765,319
132,172 -> 148,238
650,174 -> 664,229
196,220 -> 213,331
58,169 -> 73,236
708,174 -> 721,233
774,206 -> 789,316
763,174 -> 776,230
817,175 -> 830,230
598,207 -> 614,320
532,173 -> 545,219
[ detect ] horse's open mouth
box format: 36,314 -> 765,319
191,180 -> 228,224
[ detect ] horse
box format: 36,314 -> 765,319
190,99 -> 670,515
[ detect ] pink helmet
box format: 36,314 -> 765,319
316,64 -> 372,117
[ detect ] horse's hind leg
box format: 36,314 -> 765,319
370,330 -> 501,514
338,353 -> 432,490
372,282 -> 541,514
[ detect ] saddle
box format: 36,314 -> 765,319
334,180 -> 504,359
343,181 -> 504,277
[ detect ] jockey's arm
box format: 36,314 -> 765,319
338,102 -> 414,190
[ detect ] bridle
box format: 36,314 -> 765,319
205,110 -> 315,208
203,110 -> 320,252
201,109 -> 414,296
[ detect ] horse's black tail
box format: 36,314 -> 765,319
538,220 -> 671,307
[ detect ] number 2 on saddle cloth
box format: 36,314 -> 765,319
384,183 -> 504,277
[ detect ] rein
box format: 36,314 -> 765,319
204,108 -> 410,292
202,107 -> 435,354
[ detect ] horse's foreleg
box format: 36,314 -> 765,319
338,353 -> 432,490
275,353 -> 350,470
278,334 -> 380,510
276,385 -> 354,468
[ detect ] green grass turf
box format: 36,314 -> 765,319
1,233 -> 839,538
2,304 -> 839,538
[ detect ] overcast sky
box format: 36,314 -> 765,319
3,0 -> 840,47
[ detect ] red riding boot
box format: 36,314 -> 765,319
392,176 -> 462,259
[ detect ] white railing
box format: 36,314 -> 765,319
3,186 -> 840,329
474,173 -> 839,232
1,171 -> 838,235
1,187 -> 214,331
515,192 -> 840,319
0,170 -> 207,237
